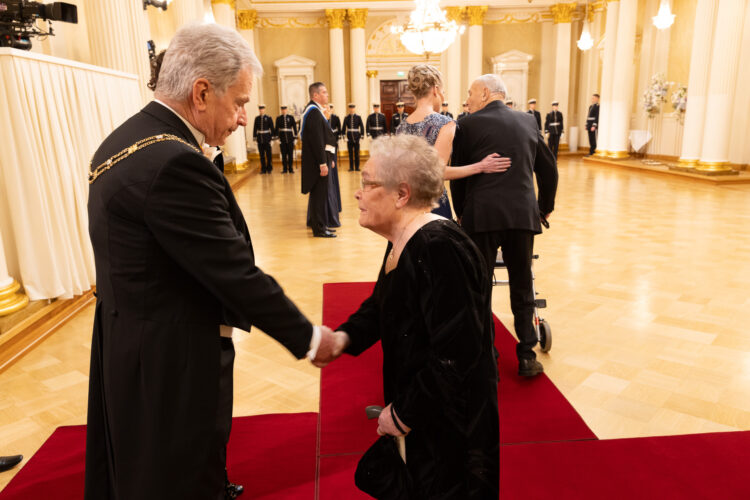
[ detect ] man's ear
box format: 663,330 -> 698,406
192,78 -> 211,111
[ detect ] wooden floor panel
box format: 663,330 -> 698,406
1,157 -> 749,489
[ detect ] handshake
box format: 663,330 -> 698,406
310,326 -> 350,368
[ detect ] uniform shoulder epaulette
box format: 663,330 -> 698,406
89,133 -> 201,184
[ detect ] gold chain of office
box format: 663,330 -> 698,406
88,134 -> 201,184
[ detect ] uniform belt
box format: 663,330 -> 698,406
278,128 -> 294,132
257,130 -> 271,134
587,117 -> 595,121
549,122 -> 560,125
370,127 -> 383,130
331,128 -> 339,132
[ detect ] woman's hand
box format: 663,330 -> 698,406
476,153 -> 511,174
377,403 -> 411,437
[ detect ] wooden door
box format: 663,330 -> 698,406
379,80 -> 415,131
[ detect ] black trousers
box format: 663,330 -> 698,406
347,141 -> 360,171
308,176 -> 329,234
258,142 -> 272,172
468,230 -> 537,361
218,337 -> 235,484
588,128 -> 597,155
548,134 -> 560,159
280,142 -> 294,172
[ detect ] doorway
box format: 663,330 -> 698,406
379,80 -> 415,131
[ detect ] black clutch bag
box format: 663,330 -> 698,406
354,436 -> 412,500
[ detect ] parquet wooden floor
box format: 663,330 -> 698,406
1,157 -> 749,490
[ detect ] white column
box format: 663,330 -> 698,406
595,0 -> 619,156
238,9 -> 261,156
86,0 -> 152,104
0,233 -> 28,317
326,9 -> 348,115
466,6 -> 487,85
212,0 -> 248,169
697,0 -> 746,172
445,7 -> 465,112
172,0 -> 205,28
348,9 -> 369,114
578,7 -> 604,151
367,71 -> 379,110
539,21 -> 555,117
606,0 -> 637,158
551,3 -> 576,147
729,2 -> 750,166
678,0 -> 718,167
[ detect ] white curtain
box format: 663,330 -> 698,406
0,49 -> 142,300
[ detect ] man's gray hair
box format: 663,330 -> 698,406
475,74 -> 507,97
156,23 -> 263,100
369,135 -> 444,209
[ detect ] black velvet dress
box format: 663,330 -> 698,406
339,219 -> 499,499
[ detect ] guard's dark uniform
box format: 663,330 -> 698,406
275,113 -> 297,173
391,111 -> 408,132
344,113 -> 364,171
253,113 -> 275,173
366,111 -> 387,139
528,109 -> 542,130
440,110 -> 454,119
586,102 -> 599,155
329,112 -> 342,143
544,110 -> 564,159
457,111 -> 470,120
85,101 -> 313,500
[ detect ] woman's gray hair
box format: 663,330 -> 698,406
369,135 -> 444,209
475,73 -> 507,97
156,23 -> 263,100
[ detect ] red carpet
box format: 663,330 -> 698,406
0,413 -> 317,500
320,282 -> 595,456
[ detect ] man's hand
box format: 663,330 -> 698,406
377,403 -> 411,437
320,164 -> 329,177
478,153 -> 511,174
312,327 -> 349,368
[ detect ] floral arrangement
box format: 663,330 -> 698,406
642,73 -> 670,118
671,85 -> 687,119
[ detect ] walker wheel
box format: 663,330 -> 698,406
539,320 -> 552,353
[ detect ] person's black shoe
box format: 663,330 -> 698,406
313,230 -> 337,238
518,358 -> 544,377
0,455 -> 23,473
225,480 -> 244,498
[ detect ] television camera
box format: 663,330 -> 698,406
0,1 -> 78,51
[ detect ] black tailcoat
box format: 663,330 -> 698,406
85,101 -> 312,500
301,100 -> 336,195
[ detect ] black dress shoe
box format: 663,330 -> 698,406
0,455 -> 23,473
225,480 -> 244,498
313,230 -> 337,238
518,358 -> 544,377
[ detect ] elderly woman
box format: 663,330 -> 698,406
396,64 -> 510,219
338,134 -> 499,499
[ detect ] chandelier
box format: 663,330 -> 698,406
391,0 -> 465,57
652,0 -> 675,30
577,2 -> 593,51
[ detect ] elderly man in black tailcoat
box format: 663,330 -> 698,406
451,74 -> 558,378
85,24 -> 344,500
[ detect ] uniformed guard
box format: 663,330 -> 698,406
253,104 -> 275,173
390,101 -> 409,132
440,102 -> 453,119
505,99 -> 514,109
527,98 -> 542,130
457,102 -> 470,120
344,103 -> 364,171
366,103 -> 387,139
544,100 -> 564,160
275,105 -> 297,173
328,103 -> 342,144
586,93 -> 600,156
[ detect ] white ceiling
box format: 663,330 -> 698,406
239,1 -> 565,14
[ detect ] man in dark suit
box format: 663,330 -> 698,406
85,24 -> 343,500
586,93 -> 600,156
344,103 -> 364,171
457,102 -> 470,120
366,103 -> 387,139
440,102 -> 453,118
390,101 -> 408,131
275,105 -> 297,173
253,104 -> 275,173
544,100 -> 564,160
301,82 -> 337,238
328,103 -> 342,144
451,74 -> 558,378
527,98 -> 542,130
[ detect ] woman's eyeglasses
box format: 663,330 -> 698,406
360,178 -> 384,191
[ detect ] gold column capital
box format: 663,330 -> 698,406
347,8 -> 368,29
466,6 -> 488,26
445,6 -> 466,24
366,70 -> 378,78
237,9 -> 258,30
211,0 -> 236,9
0,279 -> 29,317
550,2 -> 578,23
325,9 -> 347,29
